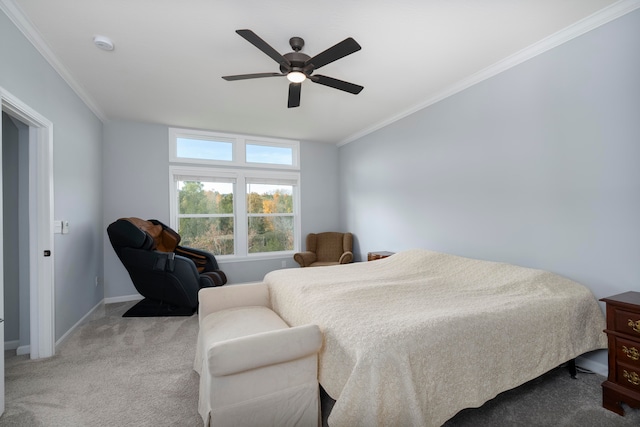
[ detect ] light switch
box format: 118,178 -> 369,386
54,220 -> 63,234
61,221 -> 70,234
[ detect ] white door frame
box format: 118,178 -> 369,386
1,87 -> 55,360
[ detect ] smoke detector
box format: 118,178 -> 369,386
93,35 -> 114,51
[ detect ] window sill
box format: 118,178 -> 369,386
216,252 -> 296,264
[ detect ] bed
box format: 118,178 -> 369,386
263,249 -> 607,427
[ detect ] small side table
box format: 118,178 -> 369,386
367,251 -> 395,261
601,291 -> 640,416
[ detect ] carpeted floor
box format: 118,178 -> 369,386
442,367 -> 639,427
2,302 -> 202,427
1,301 -> 639,426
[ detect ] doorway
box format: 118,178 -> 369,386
0,87 -> 55,414
0,88 -> 55,414
2,112 -> 30,356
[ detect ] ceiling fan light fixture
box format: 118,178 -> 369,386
287,71 -> 306,83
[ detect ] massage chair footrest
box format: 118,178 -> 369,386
123,298 -> 196,317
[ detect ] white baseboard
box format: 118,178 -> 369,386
5,340 -> 31,356
16,344 -> 30,356
104,294 -> 143,304
4,340 -> 18,351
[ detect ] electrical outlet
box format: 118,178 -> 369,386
95,276 -> 99,287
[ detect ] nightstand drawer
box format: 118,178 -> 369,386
616,362 -> 640,393
614,309 -> 640,337
615,337 -> 640,367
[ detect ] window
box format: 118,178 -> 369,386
169,128 -> 300,259
246,141 -> 294,166
176,137 -> 233,162
247,180 -> 295,253
169,128 -> 299,168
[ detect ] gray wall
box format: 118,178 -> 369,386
102,120 -> 339,298
339,10 -> 640,369
1,9 -> 104,342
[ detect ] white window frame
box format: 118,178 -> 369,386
169,127 -> 301,261
169,127 -> 300,170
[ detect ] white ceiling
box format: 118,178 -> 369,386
3,0 -> 632,144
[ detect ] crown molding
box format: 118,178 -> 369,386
338,0 -> 640,146
0,0 -> 108,122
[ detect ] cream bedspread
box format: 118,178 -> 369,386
264,249 -> 607,427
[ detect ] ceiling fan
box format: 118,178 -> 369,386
222,29 -> 363,108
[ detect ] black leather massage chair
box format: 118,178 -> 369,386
107,217 -> 226,317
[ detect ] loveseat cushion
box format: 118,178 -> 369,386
200,306 -> 288,343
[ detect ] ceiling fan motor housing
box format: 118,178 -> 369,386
281,51 -> 312,75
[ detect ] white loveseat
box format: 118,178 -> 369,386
194,282 -> 323,427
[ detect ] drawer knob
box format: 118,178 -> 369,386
623,345 -> 640,361
623,370 -> 640,386
628,319 -> 640,334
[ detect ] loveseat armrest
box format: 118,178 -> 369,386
208,324 -> 322,376
198,283 -> 270,321
294,251 -> 316,267
339,251 -> 354,264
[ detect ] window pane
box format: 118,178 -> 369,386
246,144 -> 293,165
248,216 -> 293,253
178,181 -> 233,214
177,137 -> 233,161
177,180 -> 234,255
178,217 -> 234,255
246,184 -> 293,214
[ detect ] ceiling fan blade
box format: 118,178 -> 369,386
310,75 -> 364,94
236,29 -> 291,69
222,72 -> 285,81
306,37 -> 361,70
288,83 -> 301,108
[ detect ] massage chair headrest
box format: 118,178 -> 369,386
107,217 -> 180,253
107,219 -> 155,253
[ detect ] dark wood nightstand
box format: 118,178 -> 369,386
367,251 -> 394,261
601,291 -> 640,416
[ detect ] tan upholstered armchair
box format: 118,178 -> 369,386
294,232 -> 354,267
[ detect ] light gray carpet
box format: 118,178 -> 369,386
442,366 -> 640,427
2,302 -> 202,427
1,301 -> 639,426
